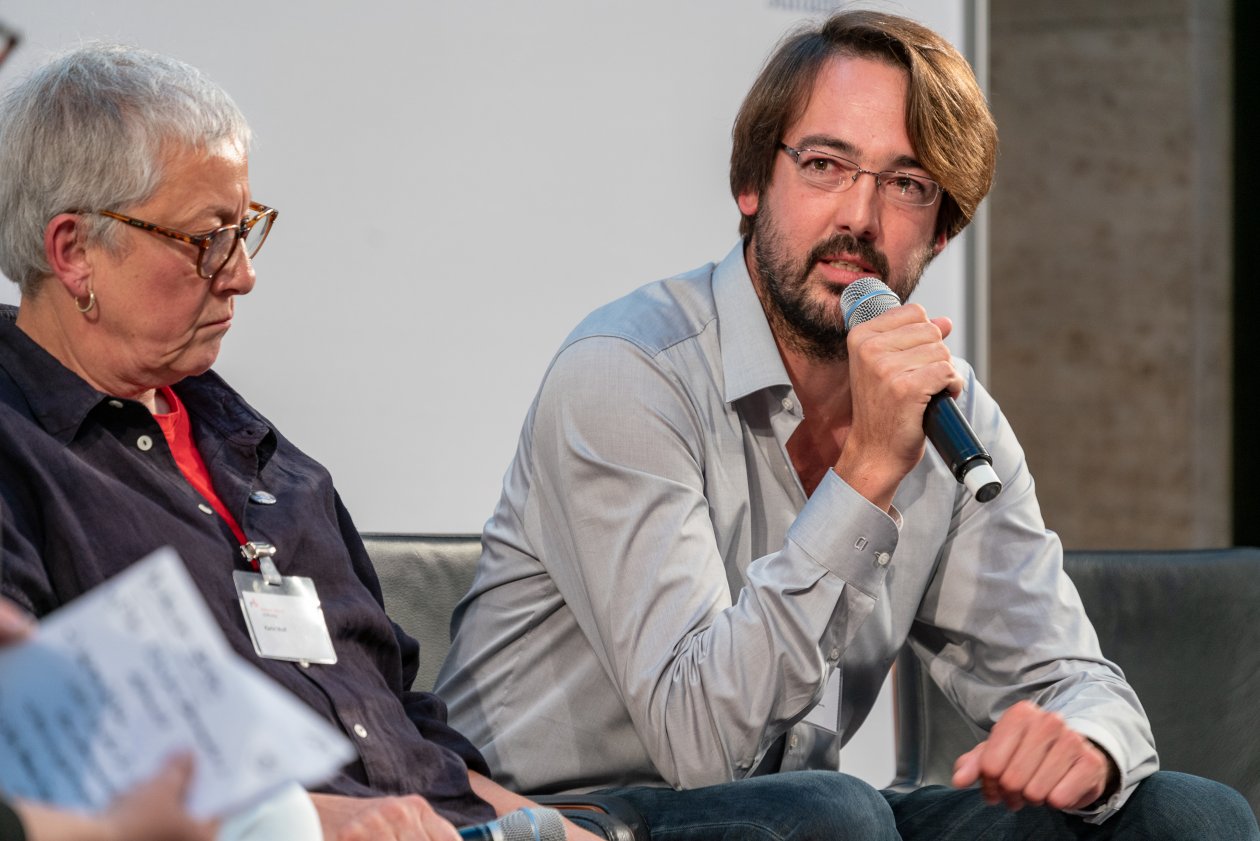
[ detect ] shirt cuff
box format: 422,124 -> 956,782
786,469 -> 900,597
1061,723 -> 1135,824
1067,788 -> 1128,825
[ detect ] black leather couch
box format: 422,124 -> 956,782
364,533 -> 647,841
364,535 -> 1260,827
891,547 -> 1260,821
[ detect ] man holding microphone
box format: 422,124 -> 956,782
437,9 -> 1258,839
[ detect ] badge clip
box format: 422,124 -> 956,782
241,541 -> 282,586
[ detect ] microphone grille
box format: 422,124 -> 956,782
840,276 -> 900,329
498,807 -> 565,841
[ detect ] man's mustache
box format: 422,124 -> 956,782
806,234 -> 892,291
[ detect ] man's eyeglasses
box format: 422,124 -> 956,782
69,201 -> 278,279
780,144 -> 942,207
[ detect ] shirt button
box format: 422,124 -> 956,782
108,399 -> 124,409
197,503 -> 214,515
875,552 -> 891,567
781,397 -> 795,412
828,648 -> 841,662
136,434 -> 153,451
249,490 -> 278,505
353,723 -> 368,739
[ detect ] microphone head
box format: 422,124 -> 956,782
840,276 -> 900,329
498,807 -> 565,841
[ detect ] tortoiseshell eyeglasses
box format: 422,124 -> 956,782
68,201 -> 278,279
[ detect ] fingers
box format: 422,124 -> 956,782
1046,746 -> 1111,810
976,701 -> 1043,806
951,743 -> 984,788
336,795 -> 460,841
159,751 -> 197,790
980,701 -> 1050,809
848,305 -> 959,393
846,306 -> 962,432
951,701 -> 1111,813
0,597 -> 35,645
848,303 -> 943,348
849,304 -> 952,346
929,318 -> 962,397
838,302 -> 964,506
1021,721 -> 1095,806
104,753 -> 217,841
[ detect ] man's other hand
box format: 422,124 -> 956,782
951,700 -> 1118,811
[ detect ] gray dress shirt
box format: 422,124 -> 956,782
436,244 -> 1157,822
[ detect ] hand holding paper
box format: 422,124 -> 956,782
0,547 -> 355,820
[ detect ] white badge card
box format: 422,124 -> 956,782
233,571 -> 338,665
803,668 -> 842,733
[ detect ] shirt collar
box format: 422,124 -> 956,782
0,305 -> 108,443
712,242 -> 792,404
0,303 -> 270,449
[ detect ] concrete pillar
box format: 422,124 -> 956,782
986,0 -> 1231,548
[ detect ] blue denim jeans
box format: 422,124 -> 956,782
599,770 -> 1258,840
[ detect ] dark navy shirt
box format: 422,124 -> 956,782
0,306 -> 494,827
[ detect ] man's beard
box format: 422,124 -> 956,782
751,207 -> 936,362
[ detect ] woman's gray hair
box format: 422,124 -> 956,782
0,43 -> 252,296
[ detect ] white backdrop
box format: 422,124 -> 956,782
0,0 -> 980,789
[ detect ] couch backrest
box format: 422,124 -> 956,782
361,532 -> 481,692
892,547 -> 1260,818
361,534 -> 1260,820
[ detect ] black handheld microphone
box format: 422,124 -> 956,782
839,277 -> 1002,503
458,807 -> 565,841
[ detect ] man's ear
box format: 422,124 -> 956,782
737,190 -> 760,218
43,213 -> 93,298
931,229 -> 948,257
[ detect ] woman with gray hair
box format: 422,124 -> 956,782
0,44 -> 594,841
0,42 -> 317,841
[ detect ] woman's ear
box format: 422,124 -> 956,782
43,212 -> 94,298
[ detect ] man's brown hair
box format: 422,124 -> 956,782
730,10 -> 997,241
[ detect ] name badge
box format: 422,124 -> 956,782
233,543 -> 337,665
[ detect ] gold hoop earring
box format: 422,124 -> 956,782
75,289 -> 96,314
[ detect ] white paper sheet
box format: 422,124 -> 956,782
0,547 -> 356,819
